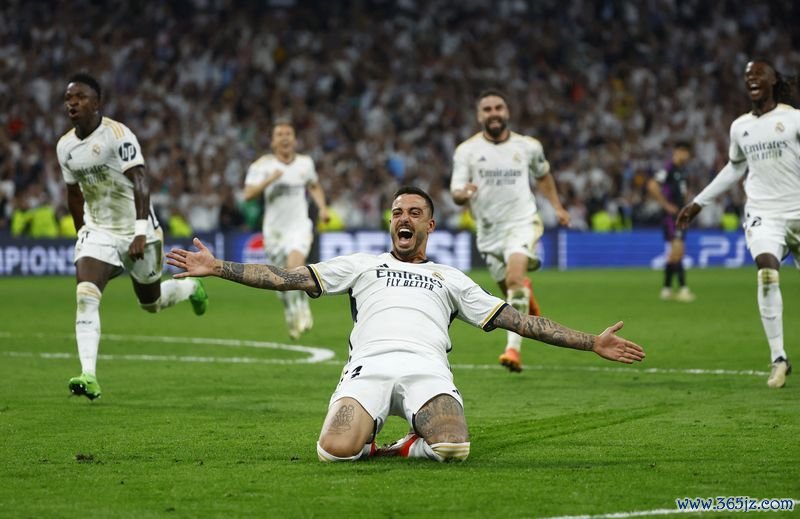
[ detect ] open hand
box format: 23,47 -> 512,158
593,321 -> 645,364
166,238 -> 218,278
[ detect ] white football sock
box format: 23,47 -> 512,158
289,291 -> 305,316
406,437 -> 470,462
505,286 -> 530,351
316,442 -> 370,462
406,436 -> 443,461
75,282 -> 102,376
757,269 -> 786,362
158,279 -> 196,310
277,291 -> 296,326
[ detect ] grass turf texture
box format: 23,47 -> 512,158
0,268 -> 798,518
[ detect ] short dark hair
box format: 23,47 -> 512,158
393,185 -> 435,217
476,88 -> 509,107
68,73 -> 102,99
674,140 -> 692,151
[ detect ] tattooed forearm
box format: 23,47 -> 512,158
495,306 -> 595,351
216,261 -> 310,290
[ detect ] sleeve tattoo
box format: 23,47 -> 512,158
217,261 -> 311,291
493,306 -> 595,351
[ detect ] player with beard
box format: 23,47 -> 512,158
166,186 -> 644,462
677,60 -> 800,388
57,73 -> 208,400
450,89 -> 570,373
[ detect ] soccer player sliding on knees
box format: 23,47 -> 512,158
168,186 -> 644,462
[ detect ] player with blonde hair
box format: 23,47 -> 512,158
243,120 -> 329,340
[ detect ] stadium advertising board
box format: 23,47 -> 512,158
0,233 -> 223,276
560,230 -> 754,269
0,229 -> 758,276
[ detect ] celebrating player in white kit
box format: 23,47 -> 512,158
678,60 -> 800,388
58,73 -> 208,400
451,89 -> 571,373
167,186 -> 644,462
243,120 -> 329,340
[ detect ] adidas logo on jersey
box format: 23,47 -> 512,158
377,263 -> 389,268
478,156 -> 487,162
743,131 -> 749,137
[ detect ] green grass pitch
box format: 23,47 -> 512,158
0,268 -> 798,518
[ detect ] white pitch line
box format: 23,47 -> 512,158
0,331 -> 770,375
3,351 -> 311,365
450,363 -> 770,377
0,331 -> 335,364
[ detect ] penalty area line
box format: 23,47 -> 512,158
3,351 -> 312,365
0,332 -> 770,375
0,331 -> 335,364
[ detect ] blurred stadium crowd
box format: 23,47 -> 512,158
2,0 -> 798,238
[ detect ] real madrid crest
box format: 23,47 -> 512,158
92,143 -> 101,155
775,122 -> 785,133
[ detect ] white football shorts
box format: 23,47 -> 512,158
74,225 -> 165,284
477,214 -> 544,281
744,212 -> 800,268
263,221 -> 313,266
328,351 -> 464,432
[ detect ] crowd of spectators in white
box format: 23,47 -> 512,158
1,0 -> 798,235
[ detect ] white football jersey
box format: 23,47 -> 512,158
57,117 -> 156,237
730,103 -> 800,218
450,131 -> 550,227
244,154 -> 318,233
308,252 -> 506,365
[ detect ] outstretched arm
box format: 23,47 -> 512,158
677,160 -> 747,230
492,306 -> 645,364
166,238 -> 319,294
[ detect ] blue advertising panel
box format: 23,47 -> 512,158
0,229 -> 762,276
0,233 -> 223,277
228,230 -> 476,271
559,230 -> 754,269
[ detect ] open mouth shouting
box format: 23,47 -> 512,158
396,227 -> 414,247
748,81 -> 762,98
